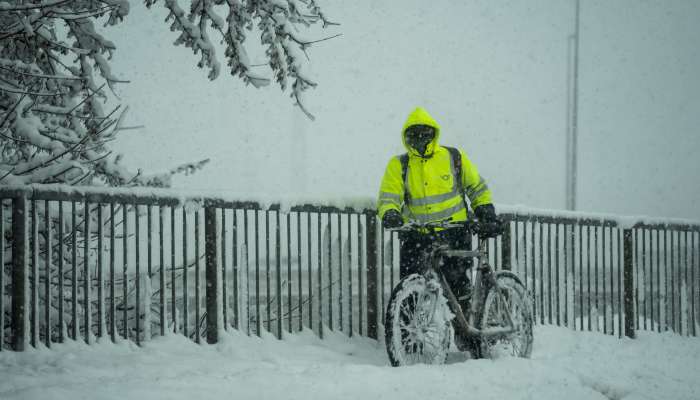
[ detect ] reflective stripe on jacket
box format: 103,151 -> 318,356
377,107 -> 492,223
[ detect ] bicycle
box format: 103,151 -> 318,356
384,219 -> 534,366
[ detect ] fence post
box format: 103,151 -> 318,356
623,228 -> 636,338
205,206 -> 220,344
501,219 -> 512,270
365,210 -> 378,340
11,194 -> 28,351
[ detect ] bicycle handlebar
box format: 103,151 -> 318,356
386,218 -> 499,238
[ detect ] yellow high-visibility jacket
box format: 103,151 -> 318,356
377,107 -> 492,224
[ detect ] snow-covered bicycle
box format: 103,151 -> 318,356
384,219 -> 533,366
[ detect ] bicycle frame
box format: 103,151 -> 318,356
427,239 -> 517,341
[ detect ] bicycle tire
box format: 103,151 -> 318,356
479,271 -> 534,358
385,274 -> 453,366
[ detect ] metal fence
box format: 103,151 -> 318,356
1,186 -> 699,351
500,214 -> 699,337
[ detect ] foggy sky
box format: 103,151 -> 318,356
108,0 -> 700,220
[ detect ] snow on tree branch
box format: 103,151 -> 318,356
149,0 -> 339,119
1,0 -> 338,192
0,0 -> 206,188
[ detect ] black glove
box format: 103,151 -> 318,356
474,204 -> 503,238
382,210 -> 404,229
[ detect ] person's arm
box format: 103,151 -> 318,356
459,149 -> 493,209
459,150 -> 502,236
377,157 -> 404,220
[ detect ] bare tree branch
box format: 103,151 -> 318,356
0,93 -> 26,130
0,65 -> 84,81
0,82 -> 64,97
0,0 -> 72,12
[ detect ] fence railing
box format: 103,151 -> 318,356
1,186 -> 698,351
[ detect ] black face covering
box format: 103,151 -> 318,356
405,125 -> 436,156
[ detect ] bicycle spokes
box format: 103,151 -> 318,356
396,287 -> 446,364
481,274 -> 533,358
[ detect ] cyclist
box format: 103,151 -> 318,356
377,107 -> 502,347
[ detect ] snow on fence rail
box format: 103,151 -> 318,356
1,185 -> 698,351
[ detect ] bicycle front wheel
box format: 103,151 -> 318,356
385,274 -> 453,367
480,271 -> 534,358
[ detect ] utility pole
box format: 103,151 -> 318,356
566,0 -> 581,211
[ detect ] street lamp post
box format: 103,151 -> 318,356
566,0 -> 581,211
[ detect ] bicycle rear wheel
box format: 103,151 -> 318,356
385,274 -> 453,366
480,271 -> 533,358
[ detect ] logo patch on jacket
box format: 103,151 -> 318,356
441,174 -> 450,181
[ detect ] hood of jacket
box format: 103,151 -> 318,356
401,107 -> 442,158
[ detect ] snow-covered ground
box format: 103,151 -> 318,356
1,326 -> 698,400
